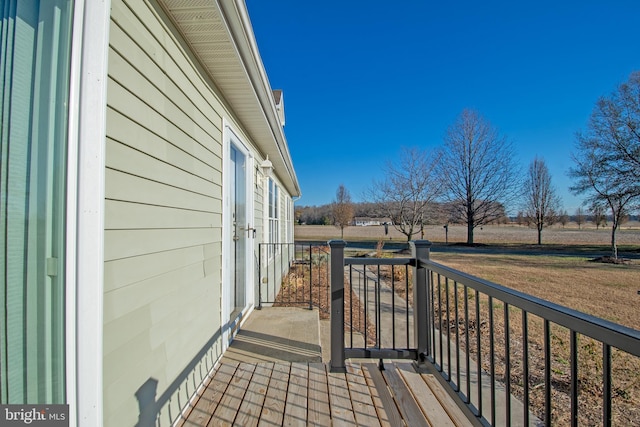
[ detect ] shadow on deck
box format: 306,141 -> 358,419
176,307 -> 471,426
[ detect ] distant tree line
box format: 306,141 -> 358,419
297,201 -> 636,229
296,200 -> 509,228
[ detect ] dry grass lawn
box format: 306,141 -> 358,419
431,253 -> 640,330
296,222 -> 640,247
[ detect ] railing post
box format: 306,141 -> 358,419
411,240 -> 432,371
329,239 -> 347,373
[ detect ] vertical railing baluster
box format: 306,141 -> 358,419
364,267 -> 368,348
309,244 -> 313,310
373,264 -> 382,348
392,265 -> 396,349
258,244 -> 263,309
274,243 -> 282,301
325,248 -> 328,315
377,264 -> 381,349
329,239 -> 346,373
475,290 -> 482,418
454,281 -> 461,392
603,343 -> 611,427
489,296 -> 495,426
405,265 -> 410,349
446,277 -> 451,381
544,319 -> 551,427
570,330 -> 578,427
523,311 -> 530,427
505,303 -> 511,427
432,272 -> 438,362
438,275 -> 443,368
349,265 -> 353,349
270,244 -> 274,302
464,285 -> 471,403
426,269 -> 432,359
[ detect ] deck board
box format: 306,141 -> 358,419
396,363 -> 458,427
210,363 -> 255,426
181,361 -> 238,426
283,362 -> 308,425
179,361 -> 471,426
382,363 -> 429,426
327,368 -> 357,426
363,363 -> 406,427
345,363 -> 381,427
258,363 -> 289,427
233,363 -> 272,427
307,363 -> 331,426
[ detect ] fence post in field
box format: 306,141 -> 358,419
329,239 -> 347,373
411,240 -> 432,371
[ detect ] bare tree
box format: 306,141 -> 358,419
332,184 -> 354,238
574,207 -> 585,229
367,147 -> 441,241
591,205 -> 607,230
438,109 -> 520,244
570,72 -> 640,258
558,210 -> 569,228
521,157 -> 561,244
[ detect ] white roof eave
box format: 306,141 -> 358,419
158,0 -> 301,197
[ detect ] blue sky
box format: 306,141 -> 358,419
246,1 -> 640,213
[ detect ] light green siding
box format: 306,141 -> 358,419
103,0 -> 296,425
104,0 -> 230,425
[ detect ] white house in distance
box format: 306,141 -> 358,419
0,1 -> 299,426
354,217 -> 393,226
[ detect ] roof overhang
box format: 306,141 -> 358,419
157,0 -> 300,197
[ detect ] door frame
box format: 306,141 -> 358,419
222,120 -> 255,346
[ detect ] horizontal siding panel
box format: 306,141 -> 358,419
104,228 -> 220,261
104,245 -> 210,292
104,260 -> 206,323
103,326 -> 154,382
107,78 -> 222,165
105,169 -> 221,213
104,282 -> 220,425
103,342 -> 167,427
103,305 -> 151,355
107,34 -> 220,143
105,199 -> 221,230
107,139 -> 217,198
112,0 -> 226,128
108,46 -> 220,146
106,108 -> 216,182
149,282 -> 218,349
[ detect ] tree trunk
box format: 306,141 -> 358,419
537,224 -> 543,245
610,223 -> 618,259
467,222 -> 474,245
467,203 -> 474,244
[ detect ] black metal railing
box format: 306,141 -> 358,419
328,239 -> 640,426
258,242 -> 329,312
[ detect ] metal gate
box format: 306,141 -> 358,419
257,242 -> 329,313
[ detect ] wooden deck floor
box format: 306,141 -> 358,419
177,360 -> 472,427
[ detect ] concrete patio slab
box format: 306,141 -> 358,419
222,307 -> 322,364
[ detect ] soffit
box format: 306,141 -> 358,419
158,0 -> 300,196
